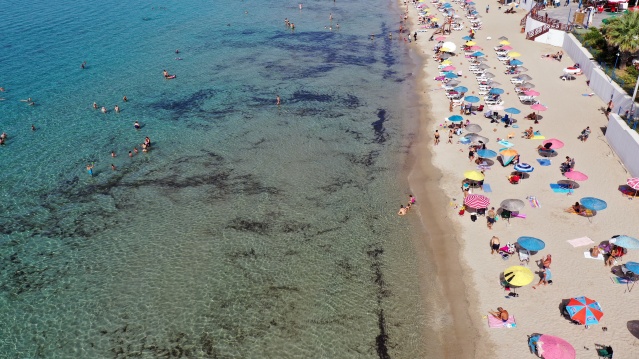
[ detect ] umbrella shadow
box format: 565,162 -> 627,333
558,299 -> 581,325
627,320 -> 639,340
538,149 -> 558,158
477,158 -> 495,167
558,180 -> 579,189
511,171 -> 530,179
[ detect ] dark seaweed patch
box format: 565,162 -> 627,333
348,150 -> 379,167
227,218 -> 271,235
371,109 -> 389,144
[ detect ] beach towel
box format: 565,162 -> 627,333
487,315 -> 517,328
483,183 -> 492,192
531,135 -> 546,140
584,251 -> 604,260
550,184 -> 572,193
513,213 -> 526,218
611,277 -> 631,284
528,196 -> 540,208
497,140 -> 514,148
536,158 -> 551,166
567,236 -> 594,247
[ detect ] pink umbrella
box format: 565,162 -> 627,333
501,45 -> 513,50
524,90 -> 540,96
565,171 -> 588,181
469,45 -> 483,50
628,178 -> 639,190
543,138 -> 564,149
536,335 -> 576,359
443,65 -> 456,71
464,194 -> 490,209
531,103 -> 547,111
435,36 -> 447,41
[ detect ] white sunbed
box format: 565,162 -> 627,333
497,55 -> 512,62
484,98 -> 504,106
452,24 -> 464,31
518,95 -> 537,104
510,77 -> 524,84
518,249 -> 530,265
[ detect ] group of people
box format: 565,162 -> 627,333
541,50 -> 563,61
397,195 -> 416,216
92,96 -> 128,114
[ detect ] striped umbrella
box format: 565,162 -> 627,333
566,296 -> 603,326
464,194 -> 490,209
514,163 -> 534,173
628,178 -> 639,190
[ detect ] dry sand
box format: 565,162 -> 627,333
402,1 -> 639,357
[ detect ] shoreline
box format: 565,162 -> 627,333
400,2 -> 491,357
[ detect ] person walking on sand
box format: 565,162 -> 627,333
532,267 -> 552,289
487,207 -> 496,230
447,129 -> 453,144
468,147 -> 475,162
434,130 -> 440,145
606,100 -> 613,118
490,236 -> 500,254
580,126 -> 591,142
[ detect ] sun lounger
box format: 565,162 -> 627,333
452,24 -> 464,31
484,98 -> 503,106
510,77 -> 524,84
518,249 -> 530,265
497,56 -> 512,63
518,95 -> 536,103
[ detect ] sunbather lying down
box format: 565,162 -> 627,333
565,202 -> 584,214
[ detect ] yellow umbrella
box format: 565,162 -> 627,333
499,40 -> 510,45
463,170 -> 485,181
441,60 -> 452,65
508,51 -> 521,58
440,47 -> 451,52
503,266 -> 534,287
465,41 -> 476,46
500,149 -> 518,157
431,18 -> 439,22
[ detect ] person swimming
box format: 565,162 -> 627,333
134,121 -> 141,129
86,164 -> 94,176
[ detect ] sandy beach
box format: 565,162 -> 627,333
404,0 -> 639,357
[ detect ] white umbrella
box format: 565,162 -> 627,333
442,41 -> 457,53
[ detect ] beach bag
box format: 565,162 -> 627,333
470,214 -> 477,222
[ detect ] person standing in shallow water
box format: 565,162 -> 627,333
276,95 -> 281,105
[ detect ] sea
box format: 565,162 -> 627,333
0,0 -> 446,357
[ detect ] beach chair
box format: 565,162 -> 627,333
510,77 -> 524,84
495,50 -> 508,56
518,95 -> 536,104
595,344 -> 613,358
452,23 -> 464,31
518,249 -> 530,265
497,55 -> 512,63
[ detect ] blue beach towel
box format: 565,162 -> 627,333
537,159 -> 551,166
497,140 -> 514,148
550,183 -> 572,193
483,183 -> 492,193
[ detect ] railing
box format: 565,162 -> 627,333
526,24 -> 550,40
529,4 -> 571,31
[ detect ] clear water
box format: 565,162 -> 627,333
0,0 -> 439,357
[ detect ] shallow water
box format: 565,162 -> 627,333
0,0 -> 439,357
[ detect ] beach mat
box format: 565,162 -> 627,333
550,184 -> 572,193
528,196 -> 540,208
497,140 -> 514,148
584,251 -> 604,260
483,183 -> 492,192
488,315 -> 517,328
531,135 -> 545,140
567,236 -> 594,247
536,158 -> 551,166
611,276 -> 632,284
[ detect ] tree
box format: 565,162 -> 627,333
603,11 -> 639,69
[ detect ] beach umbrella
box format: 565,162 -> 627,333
518,74 -> 532,81
499,40 -> 510,45
517,236 -> 545,251
477,149 -> 497,158
504,107 -> 521,114
536,335 -> 576,359
446,115 -> 464,122
465,133 -> 489,144
489,81 -> 502,86
520,82 -> 535,89
466,124 -> 482,133
446,80 -> 460,87
467,1 -> 476,4
503,266 -> 534,287
580,197 -> 607,211
508,51 -> 522,58
489,88 -> 504,95
463,170 -> 484,181
462,35 -> 473,41
483,72 -> 495,78
443,65 -> 456,71
565,171 -> 588,181
464,95 -> 480,103
514,163 -> 534,173
498,36 -> 508,40
471,51 -> 485,57
543,138 -> 564,149
611,235 -> 639,249
500,45 -> 513,51
440,54 -> 452,60
625,261 -> 639,273
453,86 -> 468,92
531,103 -> 547,112
510,59 -> 524,66
444,72 -> 458,79
435,36 -> 447,41
431,18 -> 440,22
627,177 -> 639,190
469,45 -> 482,51
517,66 -> 529,72
464,194 -> 490,208
500,199 -> 525,212
442,41 -> 457,52
478,63 -> 490,70
465,40 -> 477,46
524,90 -> 540,97
443,3 -> 452,7
490,104 -> 504,111
565,296 -> 603,326
500,149 -> 518,166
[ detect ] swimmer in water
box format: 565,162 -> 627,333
163,69 -> 169,78
276,95 -> 281,105
175,49 -> 179,54
111,164 -> 117,171
93,102 -> 98,109
134,121 -> 141,129
101,106 -> 107,114
114,105 -> 120,113
123,96 -> 128,102
31,124 -> 36,131
111,151 -> 116,157
81,61 -> 86,69
0,87 -> 5,92
86,164 -> 94,176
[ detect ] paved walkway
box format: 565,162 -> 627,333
540,2 -> 621,28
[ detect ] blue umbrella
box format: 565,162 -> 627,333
510,59 -> 524,66
462,35 -> 473,41
580,197 -> 607,211
514,163 -> 534,173
489,88 -> 504,95
517,236 -> 546,251
447,115 -> 463,122
471,51 -> 485,57
625,261 -> 639,273
566,296 -> 603,326
453,86 -> 468,92
468,1 -> 476,4
444,72 -> 458,79
443,3 -> 452,7
612,235 -> 639,249
477,149 -> 497,158
464,96 -> 480,103
504,107 -> 521,114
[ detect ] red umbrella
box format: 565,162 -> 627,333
543,138 -> 564,149
565,171 -> 588,181
464,194 -> 490,209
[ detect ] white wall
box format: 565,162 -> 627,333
605,114 -> 639,177
525,17 -> 566,47
562,34 -> 597,80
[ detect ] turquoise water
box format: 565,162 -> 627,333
0,0 -> 439,357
